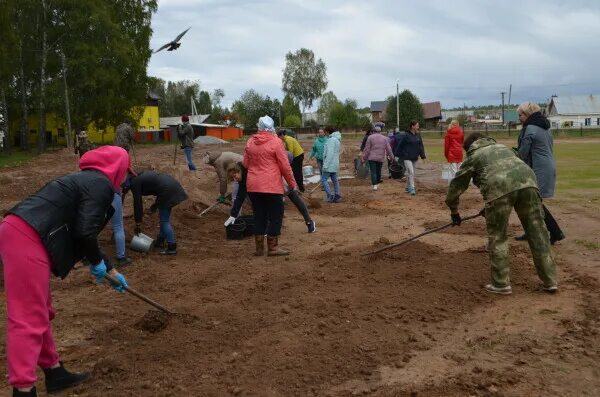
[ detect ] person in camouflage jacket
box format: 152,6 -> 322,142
445,133 -> 557,295
114,121 -> 135,151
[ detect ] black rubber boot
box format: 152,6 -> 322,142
160,242 -> 177,255
44,362 -> 90,393
13,387 -> 37,397
154,235 -> 166,250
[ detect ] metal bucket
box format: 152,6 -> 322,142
130,233 -> 154,253
302,165 -> 314,177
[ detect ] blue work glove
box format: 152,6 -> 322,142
89,260 -> 107,284
217,195 -> 226,204
110,273 -> 128,294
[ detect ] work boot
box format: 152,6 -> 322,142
306,220 -> 316,233
267,236 -> 289,256
154,235 -> 166,250
160,243 -> 177,255
484,284 -> 512,295
550,232 -> 565,245
332,194 -> 342,203
13,387 -> 37,397
44,362 -> 90,393
254,235 -> 265,256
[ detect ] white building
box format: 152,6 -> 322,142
547,95 -> 600,128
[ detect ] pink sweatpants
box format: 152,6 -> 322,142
0,215 -> 60,388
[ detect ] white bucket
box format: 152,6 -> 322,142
303,165 -> 314,177
442,165 -> 452,180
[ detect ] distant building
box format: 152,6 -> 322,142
372,100 -> 442,128
370,101 -> 388,123
422,101 -> 442,128
441,109 -> 475,121
301,111 -> 325,126
547,95 -> 600,128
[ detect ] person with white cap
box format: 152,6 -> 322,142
242,116 -> 297,256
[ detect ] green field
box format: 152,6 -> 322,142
421,139 -> 600,205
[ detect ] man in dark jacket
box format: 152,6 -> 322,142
124,171 -> 188,255
0,146 -> 130,397
178,114 -> 196,171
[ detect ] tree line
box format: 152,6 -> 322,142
0,0 -> 158,153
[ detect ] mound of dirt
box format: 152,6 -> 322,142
135,310 -> 170,333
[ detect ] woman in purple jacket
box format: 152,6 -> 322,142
362,126 -> 393,190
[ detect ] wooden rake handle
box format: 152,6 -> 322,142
104,273 -> 174,314
361,213 -> 483,256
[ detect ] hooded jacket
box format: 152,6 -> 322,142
445,137 -> 538,211
444,126 -> 464,163
179,122 -> 195,148
243,131 -> 296,194
6,146 -> 130,278
206,151 -> 244,195
362,132 -> 393,163
309,136 -> 327,161
323,131 -> 342,173
128,171 -> 188,224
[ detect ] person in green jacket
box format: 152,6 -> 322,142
309,127 -> 328,174
445,133 -> 557,295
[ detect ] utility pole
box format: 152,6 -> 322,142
500,91 -> 506,125
508,84 -> 512,106
396,79 -> 400,131
61,51 -> 72,148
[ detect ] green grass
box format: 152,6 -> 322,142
420,140 -> 600,205
0,151 -> 36,168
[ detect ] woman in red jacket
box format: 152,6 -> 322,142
243,116 -> 297,256
444,119 -> 464,184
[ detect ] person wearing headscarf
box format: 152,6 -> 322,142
243,116 -> 297,256
0,146 -> 131,397
515,102 -> 564,245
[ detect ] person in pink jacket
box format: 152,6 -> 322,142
362,126 -> 393,190
0,146 -> 131,397
243,116 -> 297,256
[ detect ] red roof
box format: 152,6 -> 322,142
423,101 -> 442,120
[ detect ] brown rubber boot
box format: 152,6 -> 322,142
254,235 -> 265,256
267,235 -> 289,256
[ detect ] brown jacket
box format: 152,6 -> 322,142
206,151 -> 244,195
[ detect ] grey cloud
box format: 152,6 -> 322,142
149,0 -> 600,109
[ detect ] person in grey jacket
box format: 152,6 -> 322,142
515,102 -> 564,244
204,150 -> 244,203
178,114 -> 196,170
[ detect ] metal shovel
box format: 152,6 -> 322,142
362,212 -> 483,256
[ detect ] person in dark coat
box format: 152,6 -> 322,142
394,120 -> 426,195
0,146 -> 131,397
123,171 -> 188,255
515,102 -> 565,244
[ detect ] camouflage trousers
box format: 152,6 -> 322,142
484,187 -> 557,288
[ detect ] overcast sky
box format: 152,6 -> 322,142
148,0 -> 600,110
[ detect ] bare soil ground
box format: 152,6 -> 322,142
1,141 -> 599,396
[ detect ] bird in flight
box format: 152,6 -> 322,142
153,27 -> 191,53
